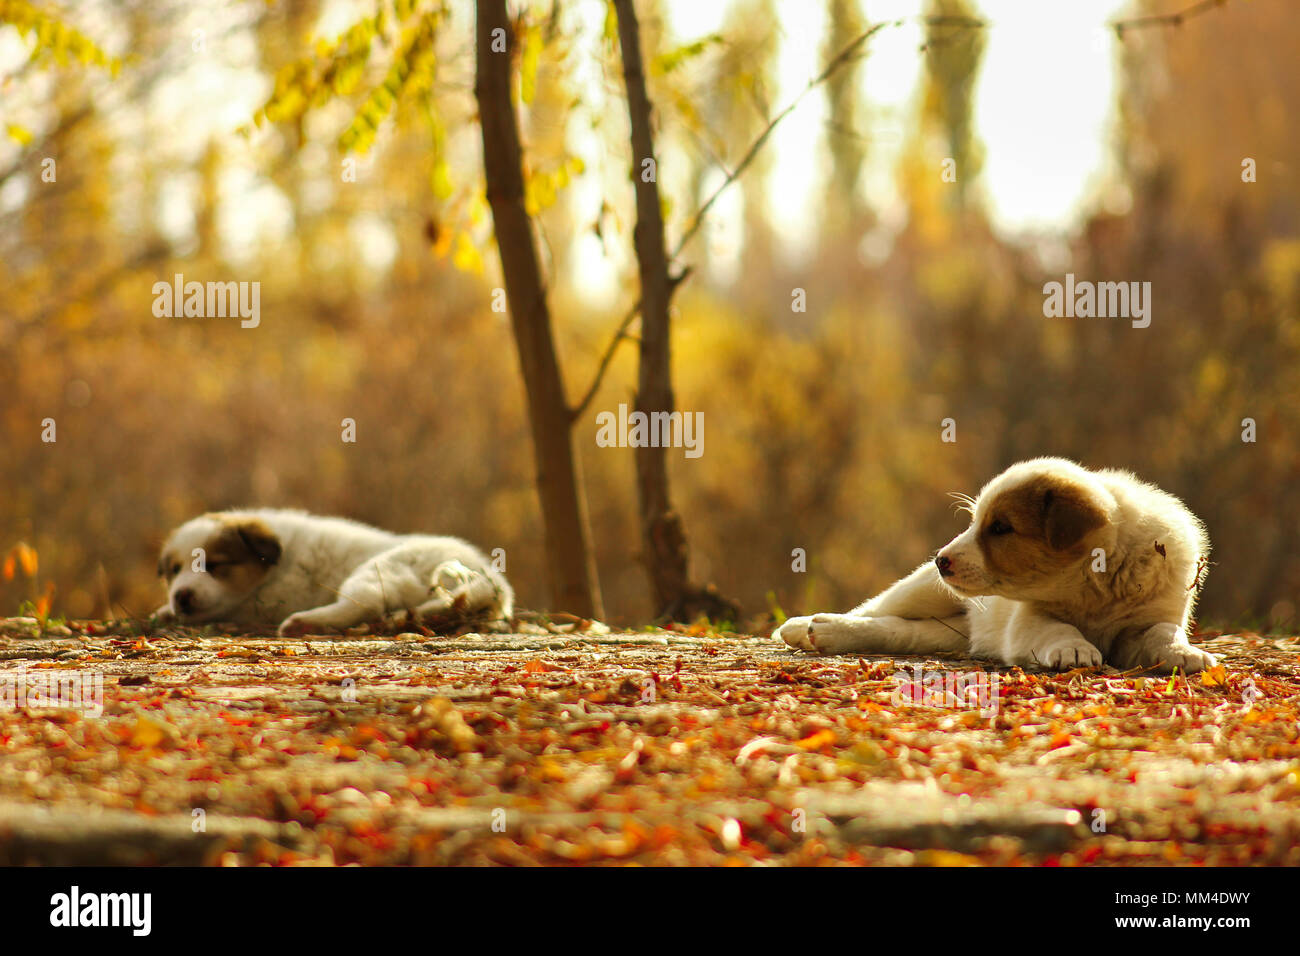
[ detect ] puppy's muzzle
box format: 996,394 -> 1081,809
173,587 -> 198,616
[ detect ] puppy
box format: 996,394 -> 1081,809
154,509 -> 512,637
776,458 -> 1217,673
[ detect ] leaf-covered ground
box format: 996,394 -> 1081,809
1,617 -> 1298,866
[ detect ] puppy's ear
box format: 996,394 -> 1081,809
1042,484 -> 1107,550
234,521 -> 282,566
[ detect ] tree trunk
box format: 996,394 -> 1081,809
613,0 -> 738,623
474,0 -> 602,619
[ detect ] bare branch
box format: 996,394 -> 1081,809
572,14 -> 987,419
570,265 -> 690,423
1111,0 -> 1230,36
671,20 -> 891,260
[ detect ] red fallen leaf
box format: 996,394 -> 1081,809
33,580 -> 54,620
297,796 -> 330,823
795,728 -> 836,751
524,659 -> 562,673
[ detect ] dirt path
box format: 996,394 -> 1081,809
1,617 -> 1297,865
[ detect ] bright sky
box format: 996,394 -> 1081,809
667,0 -> 1134,270
0,0 -> 1138,295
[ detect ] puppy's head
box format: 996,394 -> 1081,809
157,513 -> 281,622
936,459 -> 1115,599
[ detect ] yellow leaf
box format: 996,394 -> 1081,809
430,159 -> 452,200
451,233 -> 483,274
130,716 -> 167,748
6,124 -> 34,146
1200,665 -> 1228,687
16,543 -> 38,577
520,25 -> 541,104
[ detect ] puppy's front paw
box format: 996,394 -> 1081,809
776,615 -> 817,652
278,614 -> 317,639
1039,637 -> 1103,670
1148,644 -> 1218,674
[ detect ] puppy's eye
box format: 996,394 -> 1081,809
988,519 -> 1014,536
171,562 -> 181,575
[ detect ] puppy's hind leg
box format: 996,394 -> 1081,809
1112,622 -> 1218,674
279,598 -> 374,638
414,560 -> 511,620
279,551 -> 427,638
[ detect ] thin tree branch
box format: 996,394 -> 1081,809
570,265 -> 690,422
1110,0 -> 1230,36
571,14 -> 988,420
670,20 -> 890,260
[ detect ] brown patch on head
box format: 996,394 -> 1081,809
204,518 -> 281,589
979,475 -> 1109,579
158,549 -> 182,582
1041,481 -> 1109,551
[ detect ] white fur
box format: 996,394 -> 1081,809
776,458 -> 1217,673
154,509 -> 512,637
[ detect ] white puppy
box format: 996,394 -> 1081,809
153,509 -> 512,637
777,458 -> 1217,673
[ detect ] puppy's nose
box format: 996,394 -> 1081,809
174,587 -> 196,614
935,555 -> 953,577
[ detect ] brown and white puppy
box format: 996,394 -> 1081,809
776,458 -> 1217,673
154,509 -> 512,637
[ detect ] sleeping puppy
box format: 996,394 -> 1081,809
154,509 -> 512,637
776,458 -> 1217,673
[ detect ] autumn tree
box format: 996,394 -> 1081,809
474,0 -> 602,617
607,0 -> 737,622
